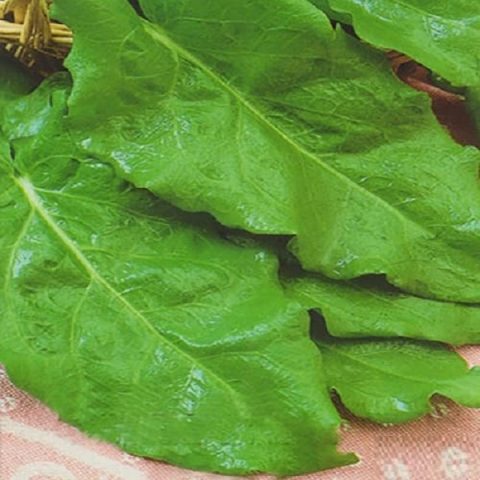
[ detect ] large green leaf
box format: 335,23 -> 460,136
0,76 -> 355,476
312,0 -> 480,87
288,274 -> 480,346
54,0 -> 480,303
314,327 -> 480,423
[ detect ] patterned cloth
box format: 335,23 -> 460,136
1,346 -> 479,480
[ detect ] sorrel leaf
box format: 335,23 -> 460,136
288,274 -> 480,346
314,329 -> 480,423
312,0 -> 480,87
54,0 -> 480,302
0,72 -> 354,476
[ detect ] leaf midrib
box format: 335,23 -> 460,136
145,22 -> 431,240
14,176 -> 247,411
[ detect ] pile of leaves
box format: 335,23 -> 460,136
1,0 -> 480,476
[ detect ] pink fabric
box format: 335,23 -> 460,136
1,347 -> 479,480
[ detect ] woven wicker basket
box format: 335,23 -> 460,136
0,0 -> 71,75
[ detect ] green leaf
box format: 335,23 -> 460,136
313,0 -> 480,87
314,327 -> 480,423
54,0 -> 480,303
0,77 -> 355,476
288,274 -> 480,346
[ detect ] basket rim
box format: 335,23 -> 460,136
0,0 -> 72,69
